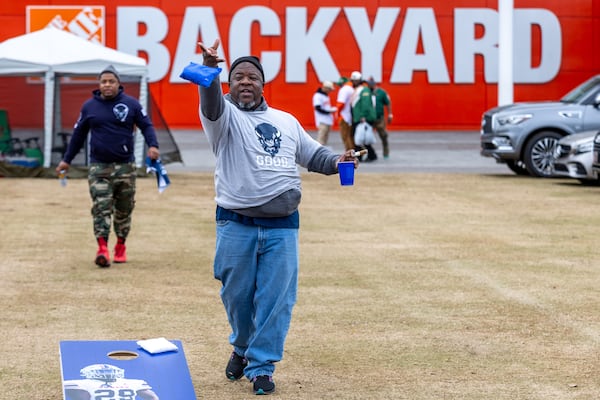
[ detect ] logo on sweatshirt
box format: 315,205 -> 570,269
113,103 -> 129,122
255,123 -> 281,157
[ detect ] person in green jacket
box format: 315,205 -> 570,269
367,77 -> 393,159
350,71 -> 378,161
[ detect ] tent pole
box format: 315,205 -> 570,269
43,71 -> 55,168
134,72 -> 148,168
54,75 -> 62,141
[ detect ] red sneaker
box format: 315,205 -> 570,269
95,238 -> 111,267
113,242 -> 127,263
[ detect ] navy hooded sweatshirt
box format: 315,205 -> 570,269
63,87 -> 159,164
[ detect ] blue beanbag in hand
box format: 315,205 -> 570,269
179,62 -> 222,87
146,156 -> 171,193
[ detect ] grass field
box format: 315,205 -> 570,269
1,171 -> 600,399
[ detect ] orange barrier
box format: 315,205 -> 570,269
1,1 -> 599,130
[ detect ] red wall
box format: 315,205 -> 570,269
1,1 -> 599,131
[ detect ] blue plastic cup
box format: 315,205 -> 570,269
338,161 -> 355,186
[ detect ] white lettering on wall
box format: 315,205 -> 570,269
454,8 -> 561,83
454,8 -> 498,83
229,6 -> 282,83
286,7 -> 340,82
345,7 -> 400,82
117,7 -> 170,82
170,7 -> 224,83
114,6 -> 562,85
513,9 -> 561,83
391,8 -> 450,83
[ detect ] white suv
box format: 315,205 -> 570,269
553,130 -> 599,185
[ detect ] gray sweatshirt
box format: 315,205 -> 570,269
199,76 -> 340,217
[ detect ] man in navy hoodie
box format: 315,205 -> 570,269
56,65 -> 160,268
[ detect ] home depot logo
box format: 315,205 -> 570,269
26,6 -> 105,43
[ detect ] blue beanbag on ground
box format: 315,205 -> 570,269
179,62 -> 222,87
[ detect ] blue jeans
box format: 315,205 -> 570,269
214,219 -> 299,379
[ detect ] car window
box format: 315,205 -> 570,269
561,75 -> 600,103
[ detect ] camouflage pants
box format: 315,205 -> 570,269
88,163 -> 136,240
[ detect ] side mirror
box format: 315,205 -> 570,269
595,93 -> 600,107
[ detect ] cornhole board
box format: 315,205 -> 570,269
59,340 -> 196,399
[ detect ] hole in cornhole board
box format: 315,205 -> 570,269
107,350 -> 139,360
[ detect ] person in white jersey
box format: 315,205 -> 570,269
335,76 -> 356,151
312,80 -> 337,145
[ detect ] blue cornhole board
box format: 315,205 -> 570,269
59,340 -> 196,399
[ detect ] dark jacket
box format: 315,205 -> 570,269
64,87 -> 158,164
351,85 -> 377,124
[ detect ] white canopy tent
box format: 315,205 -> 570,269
0,27 -> 149,167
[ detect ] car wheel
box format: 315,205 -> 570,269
506,160 -> 530,176
523,131 -> 563,177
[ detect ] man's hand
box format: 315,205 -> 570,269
336,149 -> 360,169
55,160 -> 70,175
147,146 -> 160,160
198,39 -> 225,67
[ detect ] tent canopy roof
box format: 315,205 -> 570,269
0,28 -> 147,76
0,28 -> 149,168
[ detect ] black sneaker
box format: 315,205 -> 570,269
225,352 -> 247,380
252,375 -> 275,395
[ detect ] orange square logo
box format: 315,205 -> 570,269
26,6 -> 105,44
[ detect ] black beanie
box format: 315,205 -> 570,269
228,56 -> 264,83
99,65 -> 120,82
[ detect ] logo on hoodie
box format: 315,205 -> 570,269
113,103 -> 129,122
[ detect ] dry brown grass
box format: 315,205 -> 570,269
2,172 -> 600,399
